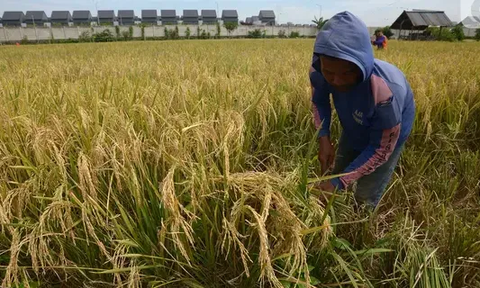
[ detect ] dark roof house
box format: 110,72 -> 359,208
51,11 -> 72,24
142,9 -> 158,23
72,10 -> 93,24
259,10 -> 275,25
391,10 -> 452,30
118,10 -> 135,25
25,11 -> 49,25
161,10 -> 177,24
98,10 -> 116,24
183,10 -> 199,24
222,10 -> 238,23
201,10 -> 217,24
1,11 -> 25,26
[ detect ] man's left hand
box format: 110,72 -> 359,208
317,181 -> 335,192
312,180 -> 337,203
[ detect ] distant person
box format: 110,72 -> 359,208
372,30 -> 388,49
309,11 -> 415,207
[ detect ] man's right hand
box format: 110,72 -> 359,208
318,136 -> 335,175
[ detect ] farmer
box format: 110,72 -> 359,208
372,29 -> 388,49
309,11 -> 415,207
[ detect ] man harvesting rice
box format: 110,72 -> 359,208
310,11 -> 415,207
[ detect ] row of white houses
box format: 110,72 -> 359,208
0,9 -> 277,27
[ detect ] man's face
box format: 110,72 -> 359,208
320,56 -> 363,92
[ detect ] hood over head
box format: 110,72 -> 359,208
313,11 -> 374,82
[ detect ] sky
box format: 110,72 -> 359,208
0,0 -> 477,26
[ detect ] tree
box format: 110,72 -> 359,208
164,27 -> 169,39
426,27 -> 455,42
78,31 -> 92,42
129,26 -> 134,39
475,28 -> 480,41
382,26 -> 394,38
224,21 -> 238,36
93,29 -> 114,42
247,29 -> 264,38
312,16 -> 328,30
451,25 -> 465,41
289,31 -> 300,38
216,22 -> 221,38
122,31 -> 131,41
174,26 -> 179,39
186,27 -> 191,39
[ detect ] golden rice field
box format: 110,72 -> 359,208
0,39 -> 479,287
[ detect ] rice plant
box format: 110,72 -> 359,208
0,39 -> 479,287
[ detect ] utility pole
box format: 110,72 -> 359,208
32,15 -> 39,43
316,4 -> 322,19
94,0 -> 100,25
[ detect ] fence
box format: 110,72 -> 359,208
0,25 -> 318,43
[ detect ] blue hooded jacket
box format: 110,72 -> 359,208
309,11 -> 415,190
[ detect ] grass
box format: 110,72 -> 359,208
0,39 -> 479,287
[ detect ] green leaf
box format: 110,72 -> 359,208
301,224 -> 330,236
310,276 -> 320,285
333,238 -> 352,250
354,248 -> 393,256
331,252 -> 359,288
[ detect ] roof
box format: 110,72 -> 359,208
25,11 -> 48,21
98,10 -> 115,19
72,10 -> 92,19
161,10 -> 176,17
201,10 -> 216,18
259,10 -> 275,19
142,10 -> 157,18
461,16 -> 480,28
252,16 -> 259,22
2,11 -> 25,21
118,10 -> 135,18
183,10 -> 198,18
246,17 -> 252,23
222,10 -> 238,18
51,11 -> 72,20
391,10 -> 453,29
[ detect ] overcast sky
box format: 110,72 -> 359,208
1,0 -> 476,26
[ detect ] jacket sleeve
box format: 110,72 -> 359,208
331,96 -> 402,189
310,66 -> 332,138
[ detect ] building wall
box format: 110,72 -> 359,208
223,18 -> 238,23
0,25 -> 320,42
2,21 -> 23,27
463,27 -> 477,37
202,19 -> 217,24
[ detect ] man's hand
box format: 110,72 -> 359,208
318,181 -> 335,192
318,136 -> 335,174
313,180 -> 337,202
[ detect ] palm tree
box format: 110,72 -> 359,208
312,16 -> 328,30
